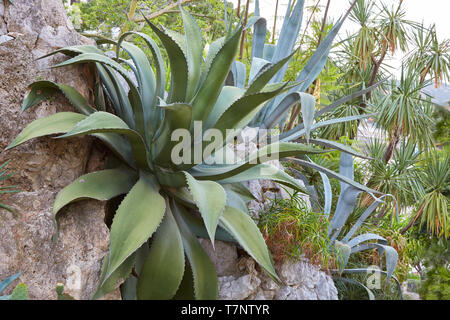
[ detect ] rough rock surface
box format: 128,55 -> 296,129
200,240 -> 338,300
0,0 -> 114,299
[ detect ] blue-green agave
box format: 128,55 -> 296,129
225,0 -> 382,139
291,152 -> 401,299
7,4 -> 381,300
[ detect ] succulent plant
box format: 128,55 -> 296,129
291,152 -> 401,299
224,0 -> 382,138
8,3 -> 381,300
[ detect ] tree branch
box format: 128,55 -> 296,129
133,0 -> 197,23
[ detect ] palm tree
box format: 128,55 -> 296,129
349,0 -> 413,101
408,24 -> 450,88
373,65 -> 435,163
401,152 -> 449,238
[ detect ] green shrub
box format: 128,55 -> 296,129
259,191 -> 338,270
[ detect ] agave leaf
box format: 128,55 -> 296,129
223,183 -> 256,202
144,19 -> 188,103
0,272 -> 21,294
137,206 -> 185,300
38,45 -> 104,60
320,170 -> 332,218
338,150 -> 354,193
52,167 -> 138,241
246,53 -> 296,96
337,268 -> 402,298
53,52 -> 146,135
314,79 -> 387,119
341,198 -> 386,242
299,92 -> 316,142
346,233 -> 388,248
249,16 -> 267,59
329,186 -> 362,242
334,240 -> 351,270
223,185 -> 249,214
95,64 -> 124,117
295,11 -> 348,92
171,201 -> 218,300
92,253 -> 135,300
115,40 -> 157,134
93,133 -> 135,168
192,26 -> 242,122
153,103 -> 192,165
172,200 -> 236,243
192,142 -> 328,181
183,172 -> 226,245
334,277 -> 375,300
94,81 -> 106,111
347,244 -> 398,284
298,138 -> 372,159
220,206 -> 279,282
217,163 -> 309,196
22,81 -> 96,115
172,263 -> 196,300
230,60 -> 247,89
280,114 -> 372,142
201,37 -> 225,85
6,112 -> 86,150
57,111 -> 149,170
263,44 -> 276,61
119,32 -> 166,99
214,83 -> 290,141
120,275 -> 138,300
262,91 -> 303,129
104,173 -> 165,283
248,57 -> 271,86
205,86 -> 245,129
271,0 -> 304,79
179,5 -> 204,101
100,64 -> 137,129
287,158 -> 380,195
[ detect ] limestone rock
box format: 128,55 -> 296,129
212,252 -> 338,300
0,0 -> 112,299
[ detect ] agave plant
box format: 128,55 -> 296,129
290,151 -> 401,299
0,272 -> 28,300
224,0 -> 384,137
7,3 -> 383,300
408,24 -> 450,87
0,160 -> 20,213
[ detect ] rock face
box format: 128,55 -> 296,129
200,240 -> 338,300
0,0 -> 112,299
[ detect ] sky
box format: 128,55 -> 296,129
228,0 -> 450,77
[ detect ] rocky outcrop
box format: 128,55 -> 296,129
0,0 -> 113,299
200,240 -> 338,300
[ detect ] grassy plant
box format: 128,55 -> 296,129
0,160 -> 20,214
259,191 -> 339,270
